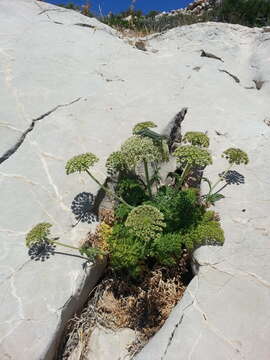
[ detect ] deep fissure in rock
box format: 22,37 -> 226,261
0,97 -> 81,165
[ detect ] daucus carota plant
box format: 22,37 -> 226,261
66,153 -> 133,209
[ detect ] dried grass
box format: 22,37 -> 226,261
59,254 -> 189,359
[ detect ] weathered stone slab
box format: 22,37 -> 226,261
0,1 -> 270,359
85,326 -> 136,360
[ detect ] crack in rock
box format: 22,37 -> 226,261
74,23 -> 96,29
200,50 -> 224,62
38,9 -> 68,16
0,97 -> 81,165
219,69 -> 240,83
188,289 -> 244,358
161,299 -> 195,360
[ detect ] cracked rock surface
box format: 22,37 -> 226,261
0,1 -> 270,359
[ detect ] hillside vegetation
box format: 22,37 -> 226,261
59,0 -> 270,35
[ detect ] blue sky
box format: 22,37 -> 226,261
45,0 -> 191,15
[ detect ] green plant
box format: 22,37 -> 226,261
216,0 -> 270,27
107,224 -> 143,278
115,203 -> 133,222
147,186 -> 203,232
116,177 -> 148,206
25,222 -> 52,247
25,223 -> 79,250
125,205 -> 166,244
183,221 -> 225,251
132,121 -> 157,134
151,232 -> 185,266
25,222 -> 105,262
133,121 -> 169,163
202,148 -> 249,205
65,153 -> 99,174
173,145 -> 212,187
121,136 -> 162,198
183,132 -> 210,148
65,153 -> 132,209
106,151 -> 127,176
79,245 -> 104,261
222,148 -> 249,165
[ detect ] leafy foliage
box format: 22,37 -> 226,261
183,221 -> 225,251
25,223 -> 52,247
183,132 -> 210,148
107,224 -> 143,277
151,233 -> 185,266
27,122 -> 231,282
203,193 -> 225,206
116,177 -> 148,206
216,0 -> 270,27
65,153 -> 99,174
79,245 -> 104,261
115,203 -> 133,222
98,222 -> 113,251
147,187 -> 203,232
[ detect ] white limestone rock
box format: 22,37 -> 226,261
85,326 -> 136,360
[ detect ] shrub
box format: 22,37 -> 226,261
116,177 -> 148,206
151,233 -> 185,266
147,187 -> 203,232
108,224 -> 143,278
115,203 -> 133,222
183,221 -> 225,251
216,0 -> 270,27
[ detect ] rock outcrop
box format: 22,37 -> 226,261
0,1 -> 270,359
156,0 -> 221,18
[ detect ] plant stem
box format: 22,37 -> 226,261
143,159 -> 153,199
50,240 -> 80,251
85,169 -> 133,209
179,163 -> 192,188
210,164 -> 233,194
214,183 -> 228,195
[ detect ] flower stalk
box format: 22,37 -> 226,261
178,163 -> 192,188
85,169 -> 133,209
208,163 -> 233,195
143,159 -> 153,198
50,240 -> 80,251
